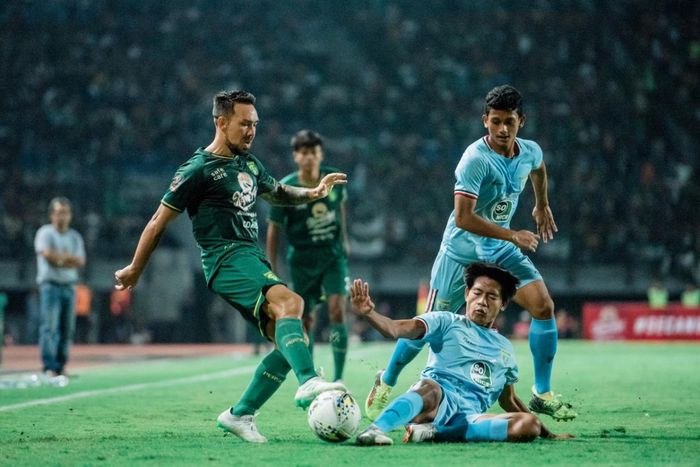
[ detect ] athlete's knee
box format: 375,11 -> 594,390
410,379 -> 442,413
327,295 -> 345,323
529,297 -> 555,320
269,291 -> 304,319
509,413 -> 541,442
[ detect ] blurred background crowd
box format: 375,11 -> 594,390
1,0 -> 698,343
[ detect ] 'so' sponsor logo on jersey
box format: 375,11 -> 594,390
169,174 -> 183,192
491,199 -> 513,222
470,361 -> 492,387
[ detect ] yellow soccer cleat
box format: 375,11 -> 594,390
528,386 -> 578,421
364,370 -> 394,421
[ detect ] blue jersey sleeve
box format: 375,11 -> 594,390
454,150 -> 489,200
531,141 -> 544,170
503,343 -> 519,384
415,312 -> 458,345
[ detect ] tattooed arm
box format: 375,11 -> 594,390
260,172 -> 347,206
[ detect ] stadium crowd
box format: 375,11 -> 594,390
1,0 -> 698,282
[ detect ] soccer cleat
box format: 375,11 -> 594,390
403,423 -> 436,443
528,387 -> 578,421
294,377 -> 347,409
356,425 -> 393,446
364,370 -> 393,421
216,410 -> 268,443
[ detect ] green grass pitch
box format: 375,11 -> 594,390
1,341 -> 700,466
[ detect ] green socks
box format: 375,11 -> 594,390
329,323 -> 348,381
275,318 -> 317,384
307,327 -> 315,356
231,349 -> 291,416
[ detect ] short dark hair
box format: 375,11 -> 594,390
212,90 -> 256,119
484,85 -> 524,117
291,129 -> 323,151
48,196 -> 71,214
464,262 -> 520,303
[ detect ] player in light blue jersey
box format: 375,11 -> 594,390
353,263 -> 572,446
365,85 -> 576,422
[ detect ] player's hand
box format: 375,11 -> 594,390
350,279 -> 375,316
532,205 -> 558,243
511,230 -> 540,252
312,172 -> 347,199
114,264 -> 141,290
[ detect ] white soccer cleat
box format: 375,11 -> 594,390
294,377 -> 347,409
216,409 -> 268,443
403,423 -> 436,443
356,425 -> 393,446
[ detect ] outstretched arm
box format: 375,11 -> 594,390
114,203 -> 180,290
529,162 -> 557,243
498,385 -> 573,440
261,172 -> 347,206
350,279 -> 426,340
454,195 -> 540,252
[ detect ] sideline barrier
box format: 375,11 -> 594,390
583,302 -> 700,340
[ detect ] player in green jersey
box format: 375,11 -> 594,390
267,130 -> 350,382
114,91 -> 347,443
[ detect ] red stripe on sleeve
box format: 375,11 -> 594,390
455,191 -> 478,200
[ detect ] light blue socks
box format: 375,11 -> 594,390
529,317 -> 558,394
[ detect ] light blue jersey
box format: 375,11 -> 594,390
415,312 -> 519,414
442,136 -> 543,261
426,137 -> 544,312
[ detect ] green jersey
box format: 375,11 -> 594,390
268,167 -> 347,254
161,147 -> 279,282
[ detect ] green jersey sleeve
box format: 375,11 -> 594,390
248,155 -> 279,195
161,157 -> 204,212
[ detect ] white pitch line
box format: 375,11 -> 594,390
0,346 -> 383,413
0,365 -> 258,413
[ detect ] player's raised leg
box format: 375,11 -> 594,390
264,284 -> 346,408
513,280 -> 576,421
365,250 -> 465,420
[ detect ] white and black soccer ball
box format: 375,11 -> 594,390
307,390 -> 362,443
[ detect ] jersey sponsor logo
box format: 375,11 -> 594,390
306,202 -> 337,242
231,172 -> 257,211
470,361 -> 492,387
169,174 -> 183,192
211,167 -> 228,181
247,161 -> 259,176
491,199 -> 513,222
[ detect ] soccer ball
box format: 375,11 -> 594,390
307,390 -> 362,442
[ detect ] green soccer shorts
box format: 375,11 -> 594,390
289,246 -> 348,314
209,246 -> 285,340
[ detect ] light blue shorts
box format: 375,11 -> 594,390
427,380 -> 486,426
426,243 -> 542,312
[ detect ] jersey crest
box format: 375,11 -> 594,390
231,172 -> 257,211
247,160 -> 259,176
